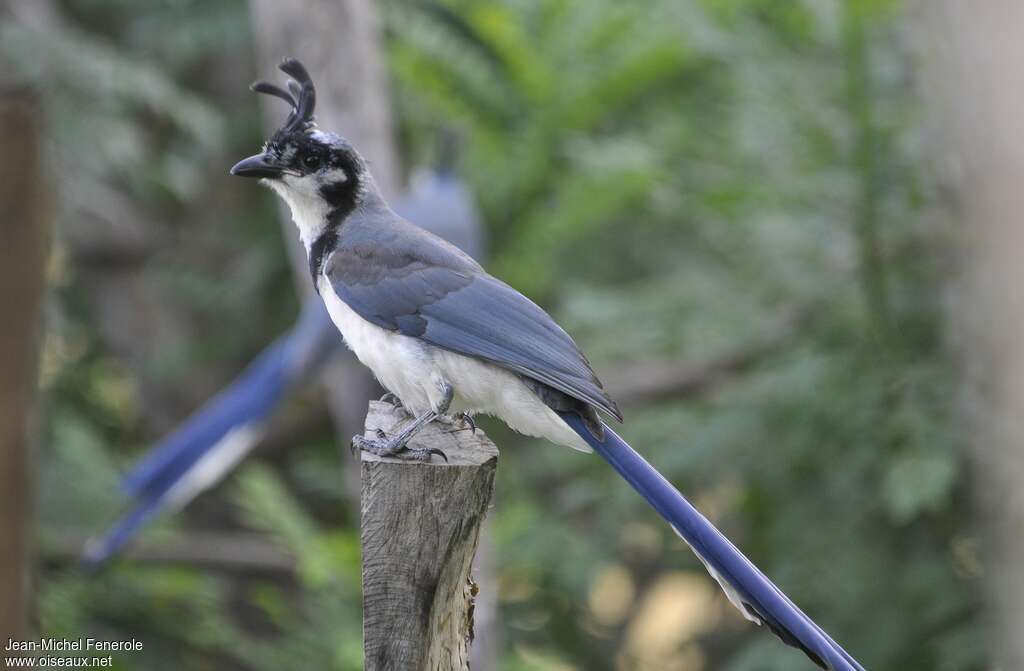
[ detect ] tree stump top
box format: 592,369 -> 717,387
359,401 -> 498,467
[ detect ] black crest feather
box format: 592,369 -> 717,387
250,57 -> 317,133
250,81 -> 295,107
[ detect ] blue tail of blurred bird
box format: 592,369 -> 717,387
83,300 -> 339,566
559,413 -> 864,671
85,159 -> 485,566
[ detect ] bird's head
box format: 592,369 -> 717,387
231,58 -> 369,236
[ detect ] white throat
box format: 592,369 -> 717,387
264,176 -> 330,250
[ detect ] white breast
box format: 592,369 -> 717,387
318,276 -> 439,414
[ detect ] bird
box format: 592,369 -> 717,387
84,146 -> 487,567
230,58 -> 864,670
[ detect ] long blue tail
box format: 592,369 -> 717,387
83,301 -> 340,567
559,413 -> 864,671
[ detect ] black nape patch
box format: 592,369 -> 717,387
320,175 -> 357,211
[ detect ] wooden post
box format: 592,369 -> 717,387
360,402 -> 498,671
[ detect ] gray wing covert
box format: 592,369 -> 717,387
325,244 -> 622,422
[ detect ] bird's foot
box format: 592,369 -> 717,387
351,428 -> 447,463
379,392 -> 403,408
436,412 -> 476,434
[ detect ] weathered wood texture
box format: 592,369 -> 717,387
360,402 -> 498,671
0,86 -> 49,644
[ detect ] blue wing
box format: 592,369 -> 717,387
325,222 -> 622,422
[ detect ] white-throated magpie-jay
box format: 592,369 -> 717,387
230,58 -> 863,670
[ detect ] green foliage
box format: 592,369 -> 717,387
387,0 -> 701,296
23,0 -> 981,669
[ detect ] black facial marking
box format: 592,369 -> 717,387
265,130 -> 326,176
319,172 -> 358,211
270,128 -> 364,203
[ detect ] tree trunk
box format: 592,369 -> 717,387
925,3 -> 1024,666
0,85 -> 49,645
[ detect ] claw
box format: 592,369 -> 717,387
458,413 -> 477,434
400,446 -> 444,462
379,392 -> 402,407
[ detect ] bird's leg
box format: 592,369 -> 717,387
352,381 -> 453,461
430,380 -> 475,433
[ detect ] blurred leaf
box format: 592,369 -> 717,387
883,449 -> 957,524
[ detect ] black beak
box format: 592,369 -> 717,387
230,152 -> 283,178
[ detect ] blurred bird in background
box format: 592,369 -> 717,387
84,133 -> 484,566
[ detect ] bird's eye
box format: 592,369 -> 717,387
303,154 -> 321,170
